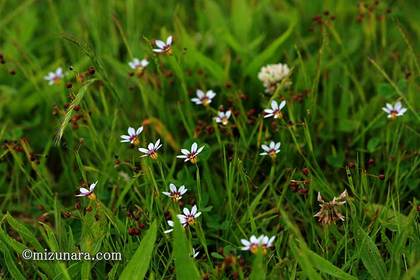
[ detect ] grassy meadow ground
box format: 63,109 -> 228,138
0,0 -> 419,279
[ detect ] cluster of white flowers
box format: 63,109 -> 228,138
258,63 -> 291,93
241,235 -> 276,254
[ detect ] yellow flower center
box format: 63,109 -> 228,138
221,117 -> 228,126
269,150 -> 277,159
131,136 -> 140,146
88,193 -> 96,201
149,151 -> 158,160
202,98 -> 210,106
250,244 -> 259,254
189,155 -> 198,164
274,110 -> 283,119
187,216 -> 195,225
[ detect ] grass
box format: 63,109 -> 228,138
0,0 -> 419,279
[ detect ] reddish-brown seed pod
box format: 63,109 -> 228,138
128,227 -> 140,236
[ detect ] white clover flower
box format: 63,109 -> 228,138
76,181 -> 97,200
382,101 -> 407,119
241,234 -> 275,254
258,63 -> 291,93
264,100 -> 286,119
128,58 -> 149,76
139,139 -> 162,160
44,67 -> 64,85
153,36 -> 173,54
177,205 -> 201,227
176,142 -> 205,164
215,110 -> 232,125
260,141 -> 281,159
191,248 -> 199,258
120,127 -> 143,145
162,183 -> 188,201
164,220 -> 174,234
191,89 -> 216,106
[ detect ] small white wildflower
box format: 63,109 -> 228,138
382,101 -> 407,119
164,220 -> 174,234
139,139 -> 162,159
191,248 -> 199,258
215,110 -> 232,125
191,89 -> 216,106
258,63 -> 291,93
264,100 -> 286,119
162,183 -> 188,201
44,67 -> 64,85
153,36 -> 173,54
260,141 -> 281,159
120,127 -> 143,145
176,142 -> 205,164
241,234 -> 275,254
177,205 -> 201,227
128,58 -> 149,76
76,181 -> 97,200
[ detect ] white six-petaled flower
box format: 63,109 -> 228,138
177,205 -> 201,227
162,183 -> 188,201
264,100 -> 286,119
191,89 -> 216,106
241,234 -> 275,254
44,67 -> 64,85
76,181 -> 97,200
260,141 -> 281,159
382,101 -> 407,119
176,142 -> 205,164
215,110 -> 232,125
258,63 -> 291,93
153,36 -> 173,55
139,139 -> 162,159
120,127 -> 143,145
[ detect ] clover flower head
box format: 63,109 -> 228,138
314,190 -> 348,225
76,181 -> 97,200
260,141 -> 281,159
139,139 -> 162,159
162,183 -> 188,201
44,67 -> 64,85
191,89 -> 216,106
164,220 -> 174,234
264,100 -> 286,119
176,142 -> 205,164
153,36 -> 173,55
382,101 -> 407,119
258,63 -> 291,93
215,110 -> 232,125
177,205 -> 201,227
120,126 -> 143,145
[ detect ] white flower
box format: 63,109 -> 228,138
264,100 -> 286,119
139,139 -> 162,159
241,235 -> 262,253
261,235 -> 276,248
162,183 -> 188,201
120,127 -> 143,145
177,205 -> 201,226
191,248 -> 199,258
164,220 -> 174,234
260,141 -> 281,159
76,181 -> 97,200
215,110 -> 232,125
258,63 -> 291,93
128,58 -> 149,76
176,142 -> 205,164
191,89 -> 216,106
153,35 -> 173,54
382,101 -> 407,119
241,234 -> 276,254
44,67 -> 64,85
